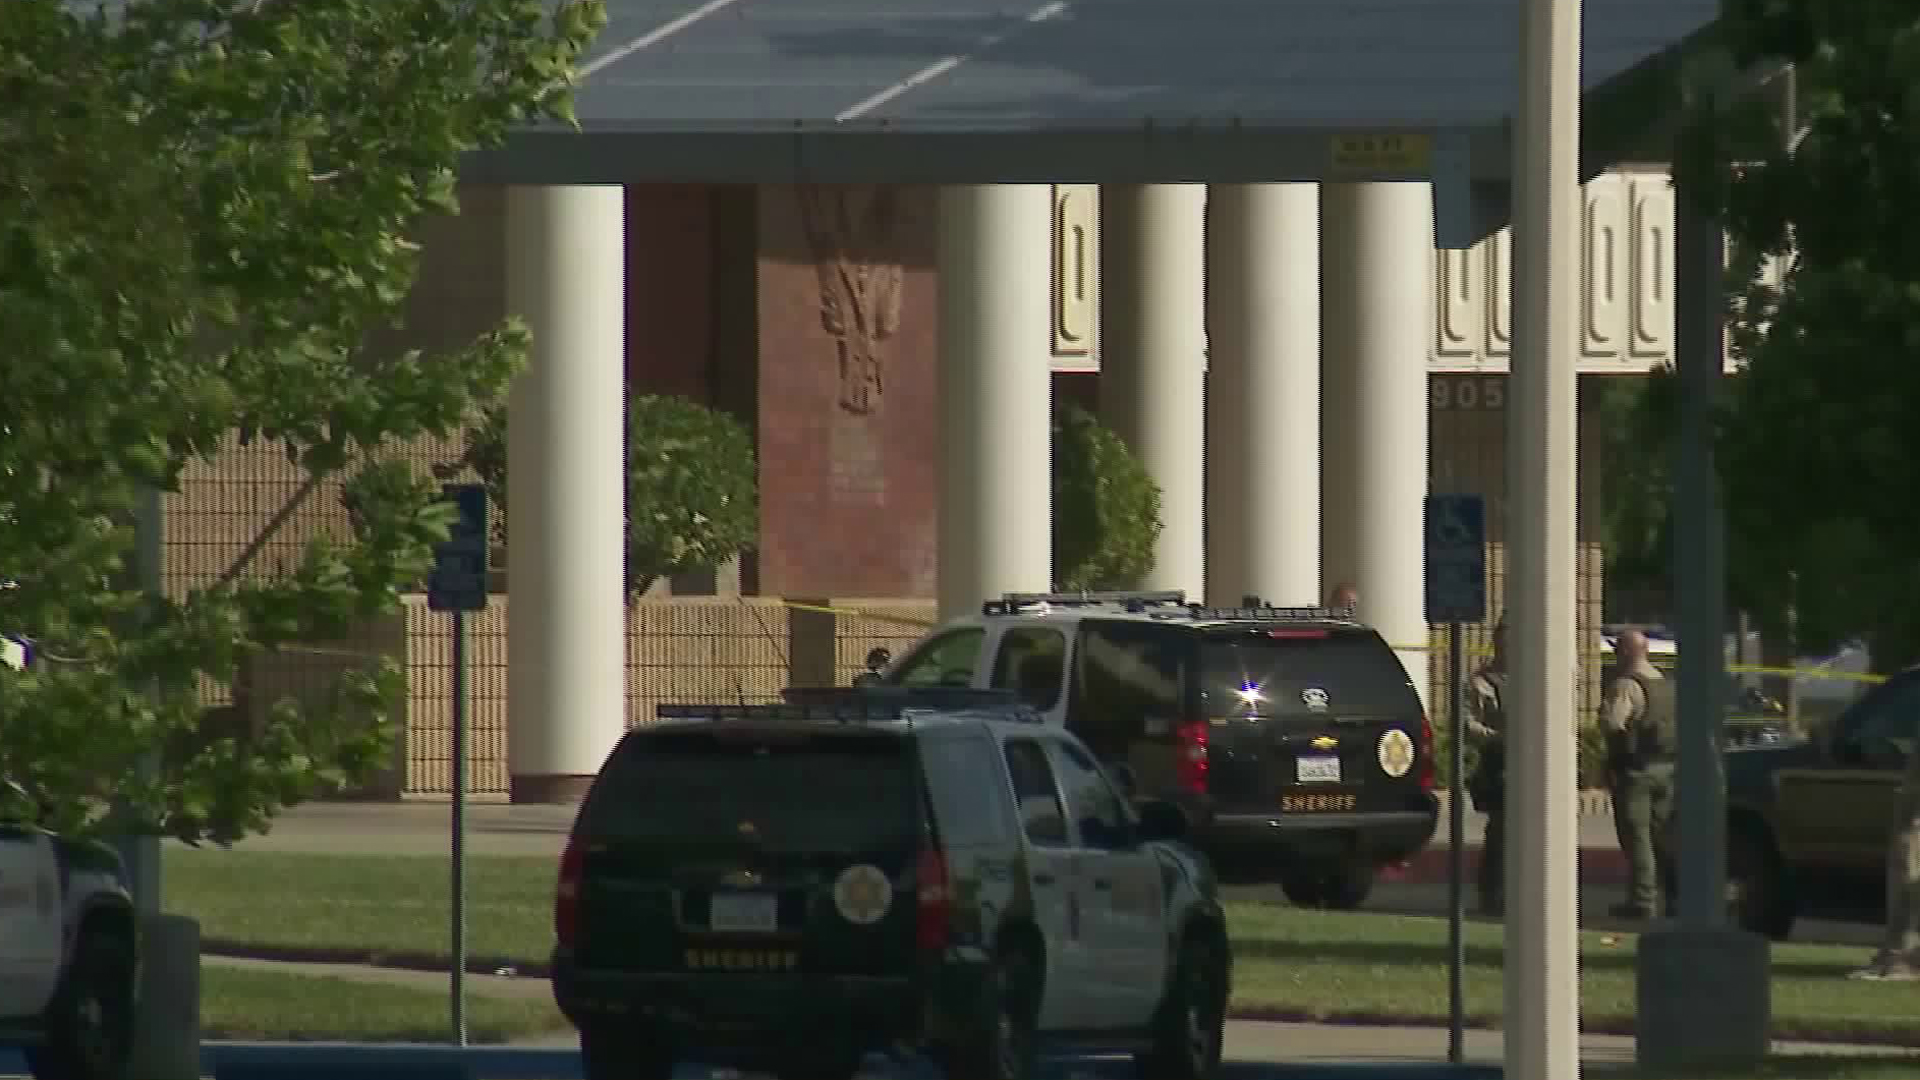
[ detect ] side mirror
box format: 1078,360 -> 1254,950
1135,799 -> 1188,844
864,647 -> 892,673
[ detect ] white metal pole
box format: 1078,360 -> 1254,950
1507,0 -> 1582,1073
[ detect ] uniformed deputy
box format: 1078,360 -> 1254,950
1600,628 -> 1677,919
1851,739 -> 1920,980
1464,620 -> 1508,917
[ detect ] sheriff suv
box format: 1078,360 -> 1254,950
549,687 -> 1232,1080
0,780 -> 139,1080
862,591 -> 1439,910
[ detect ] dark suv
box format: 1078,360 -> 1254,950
866,591 -> 1440,909
549,687 -> 1232,1080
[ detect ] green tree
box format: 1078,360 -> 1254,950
1683,0 -> 1920,670
462,394 -> 759,597
1052,404 -> 1162,592
0,0 -> 604,842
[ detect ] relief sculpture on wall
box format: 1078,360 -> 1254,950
796,185 -> 905,415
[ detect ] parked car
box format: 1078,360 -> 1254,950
548,687 -> 1232,1080
0,780 -> 139,1080
861,591 -> 1439,910
1723,664 -> 1920,940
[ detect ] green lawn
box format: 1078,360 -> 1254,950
1607,1058 -> 1920,1080
202,966 -> 565,1043
165,849 -> 1920,1045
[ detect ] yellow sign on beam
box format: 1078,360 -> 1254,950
1330,133 -> 1433,175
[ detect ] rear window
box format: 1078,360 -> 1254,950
580,727 -> 921,849
1199,628 -> 1418,717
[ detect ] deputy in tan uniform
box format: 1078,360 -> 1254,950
1851,743 -> 1920,980
1464,620 -> 1508,916
1600,628 -> 1678,919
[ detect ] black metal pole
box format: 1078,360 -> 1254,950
451,607 -> 470,1047
1448,623 -> 1467,1063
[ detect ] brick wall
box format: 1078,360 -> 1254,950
752,185 -> 940,598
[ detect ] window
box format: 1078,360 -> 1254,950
990,627 -> 1068,710
888,628 -> 986,688
1049,740 -> 1131,849
921,734 -> 1016,848
1198,628 -> 1418,718
1070,622 -> 1185,757
580,729 -> 919,849
1841,676 -> 1920,768
1003,738 -> 1068,846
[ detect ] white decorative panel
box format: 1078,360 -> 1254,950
1582,173 -> 1627,362
1051,184 -> 1099,371
1628,175 -> 1674,362
1485,228 -> 1511,358
1434,244 -> 1480,358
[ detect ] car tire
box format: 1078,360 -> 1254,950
1135,935 -> 1227,1080
936,949 -> 1040,1080
1727,823 -> 1795,941
24,925 -> 135,1080
579,1030 -> 675,1080
1280,860 -> 1375,911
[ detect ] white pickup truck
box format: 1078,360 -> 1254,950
0,786 -> 140,1080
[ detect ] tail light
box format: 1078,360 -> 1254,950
555,835 -> 585,949
1175,719 -> 1210,794
916,845 -> 951,952
1416,714 -> 1436,791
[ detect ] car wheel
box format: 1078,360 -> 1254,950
579,1030 -> 675,1080
1727,823 -> 1795,941
1135,935 -> 1227,1080
936,949 -> 1039,1080
24,926 -> 135,1080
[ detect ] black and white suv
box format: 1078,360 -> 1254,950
864,591 -> 1440,910
549,686 -> 1232,1080
0,780 -> 139,1080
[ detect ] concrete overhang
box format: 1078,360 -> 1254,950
460,0 -> 1741,192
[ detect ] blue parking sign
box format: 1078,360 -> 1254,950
427,483 -> 489,613
1424,494 -> 1486,625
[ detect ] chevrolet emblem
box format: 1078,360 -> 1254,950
718,869 -> 762,888
1310,735 -> 1339,751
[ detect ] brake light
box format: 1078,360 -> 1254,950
916,846 -> 951,952
1417,714 -> 1436,791
1175,719 -> 1210,794
555,835 -> 584,949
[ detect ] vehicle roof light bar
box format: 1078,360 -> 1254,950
1186,604 -> 1358,622
984,589 -> 1188,616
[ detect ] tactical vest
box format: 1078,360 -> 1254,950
1627,672 -> 1678,766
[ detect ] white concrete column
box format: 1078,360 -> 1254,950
1204,183 -> 1321,607
1098,184 -> 1208,599
937,185 -> 1053,621
1320,182 -> 1434,708
505,185 -> 629,803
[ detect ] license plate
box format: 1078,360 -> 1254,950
709,891 -> 779,933
1296,755 -> 1342,783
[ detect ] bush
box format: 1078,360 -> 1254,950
1051,404 -> 1161,592
459,394 -> 759,597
